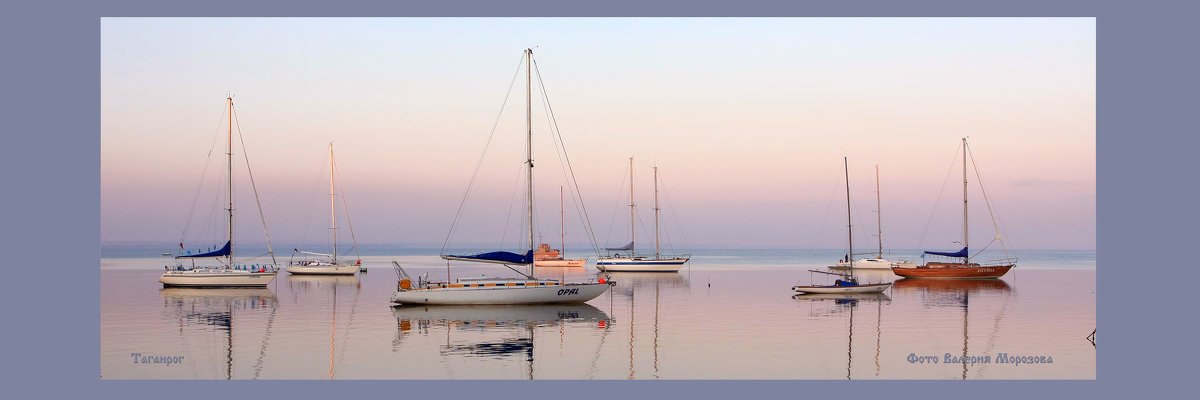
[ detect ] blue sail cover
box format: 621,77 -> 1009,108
444,250 -> 533,265
176,241 -> 231,259
924,247 -> 968,258
605,241 -> 634,251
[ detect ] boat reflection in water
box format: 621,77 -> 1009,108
891,278 -> 1012,307
392,304 -> 611,379
793,291 -> 891,380
284,274 -> 363,379
158,288 -> 278,380
891,278 -> 1013,379
605,272 -> 689,379
285,274 -> 361,292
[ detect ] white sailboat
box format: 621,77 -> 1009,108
160,96 -> 279,287
287,143 -> 361,275
793,157 -> 891,294
830,165 -> 914,270
391,49 -> 612,305
596,159 -> 690,272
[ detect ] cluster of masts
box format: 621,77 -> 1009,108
158,49 -> 1015,306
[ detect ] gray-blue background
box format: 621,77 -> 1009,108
6,0 -> 1190,398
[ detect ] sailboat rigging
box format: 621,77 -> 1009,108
286,143 -> 362,275
596,159 -> 690,272
892,137 -> 1016,279
793,157 -> 892,294
534,186 -> 587,267
160,96 -> 279,287
391,49 -> 612,305
830,165 -> 914,270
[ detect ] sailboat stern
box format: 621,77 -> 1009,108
390,279 -> 611,305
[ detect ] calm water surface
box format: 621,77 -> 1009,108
100,251 -> 1095,379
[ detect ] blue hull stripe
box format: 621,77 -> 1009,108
596,260 -> 688,265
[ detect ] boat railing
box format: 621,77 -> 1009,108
586,274 -> 616,286
164,264 -> 277,272
977,257 -> 1019,267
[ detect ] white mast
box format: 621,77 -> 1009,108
875,165 -> 882,259
962,137 -> 969,264
654,165 -> 660,259
559,186 -> 565,258
525,48 -> 534,277
845,157 -> 853,271
330,142 -> 337,264
227,96 -> 234,267
629,156 -> 635,256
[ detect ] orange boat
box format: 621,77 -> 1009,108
533,243 -> 560,261
533,244 -> 585,267
533,188 -> 586,268
891,138 -> 1016,279
891,261 -> 1013,279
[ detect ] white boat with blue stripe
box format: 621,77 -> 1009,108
596,158 -> 690,272
160,96 -> 279,287
391,49 -> 612,305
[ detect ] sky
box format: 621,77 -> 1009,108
100,18 -> 1095,251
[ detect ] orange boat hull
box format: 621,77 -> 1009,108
534,259 -> 586,268
891,263 -> 1013,279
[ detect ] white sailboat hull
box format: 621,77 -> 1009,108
792,282 -> 891,294
391,303 -> 609,323
391,282 -> 611,305
159,270 -> 278,287
285,263 -> 359,275
828,258 -> 902,270
595,257 -> 688,272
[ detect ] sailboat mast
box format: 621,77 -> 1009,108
875,165 -> 882,259
227,96 -> 234,267
560,186 -> 565,258
654,165 -> 660,259
526,48 -> 534,276
330,142 -> 337,264
629,156 -> 635,256
962,137 -> 968,264
845,157 -> 853,270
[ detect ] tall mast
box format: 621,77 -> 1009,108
962,137 -> 968,264
629,156 -> 635,256
227,96 -> 234,267
560,186 -> 565,258
875,165 -> 882,259
330,142 -> 337,264
654,165 -> 660,259
845,157 -> 853,270
525,48 -> 534,276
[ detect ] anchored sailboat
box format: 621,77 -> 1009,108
596,159 -> 690,272
391,49 -> 612,305
534,186 -> 587,268
892,138 -> 1016,279
160,96 -> 279,287
793,157 -> 892,294
830,165 -> 914,270
287,143 -> 362,275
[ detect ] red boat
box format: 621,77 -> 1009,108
893,138 -> 1016,279
891,261 -> 1013,279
